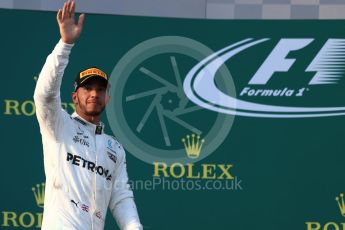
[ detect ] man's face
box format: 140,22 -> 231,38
72,78 -> 109,117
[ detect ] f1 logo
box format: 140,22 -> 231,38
248,38 -> 345,85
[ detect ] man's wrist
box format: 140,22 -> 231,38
60,37 -> 75,45
59,38 -> 75,47
56,39 -> 74,55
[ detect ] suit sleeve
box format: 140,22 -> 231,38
34,39 -> 74,141
109,148 -> 143,230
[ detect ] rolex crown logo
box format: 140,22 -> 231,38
32,183 -> 45,208
336,193 -> 345,217
182,134 -> 205,159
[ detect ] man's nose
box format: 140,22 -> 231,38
90,89 -> 99,97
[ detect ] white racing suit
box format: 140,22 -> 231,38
34,40 -> 143,230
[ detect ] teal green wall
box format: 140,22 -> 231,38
1,9 -> 345,230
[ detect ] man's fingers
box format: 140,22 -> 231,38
66,0 -> 73,18
70,1 -> 76,17
61,2 -> 67,19
78,14 -> 85,30
59,1 -> 76,22
57,9 -> 62,22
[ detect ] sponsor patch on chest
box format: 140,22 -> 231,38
73,135 -> 89,147
66,152 -> 112,181
107,152 -> 117,164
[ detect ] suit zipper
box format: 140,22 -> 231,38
92,133 -> 97,230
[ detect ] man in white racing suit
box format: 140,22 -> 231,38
34,1 -> 143,229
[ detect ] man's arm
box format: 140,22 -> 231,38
33,0 -> 84,139
109,150 -> 143,230
34,40 -> 74,140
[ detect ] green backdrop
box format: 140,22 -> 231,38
1,9 -> 345,230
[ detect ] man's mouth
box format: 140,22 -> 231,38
87,101 -> 98,105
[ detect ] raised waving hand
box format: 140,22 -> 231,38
57,0 -> 85,44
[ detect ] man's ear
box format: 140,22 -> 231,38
72,92 -> 78,104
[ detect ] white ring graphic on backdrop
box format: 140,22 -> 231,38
183,38 -> 345,118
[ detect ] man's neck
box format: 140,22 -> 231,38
76,111 -> 101,125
